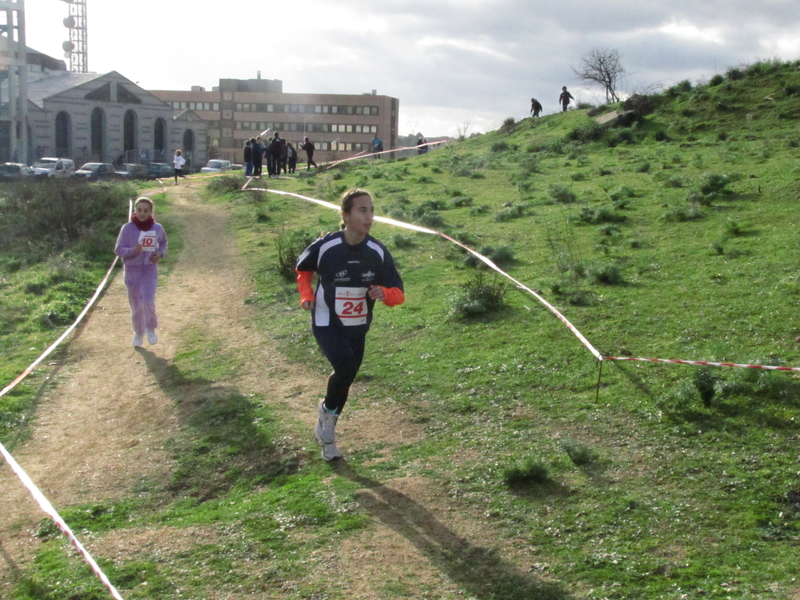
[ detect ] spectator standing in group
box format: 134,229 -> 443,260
301,137 -> 318,170
251,137 -> 264,177
530,97 -> 543,117
172,149 -> 187,185
287,142 -> 298,173
269,133 -> 283,177
243,140 -> 253,176
417,136 -> 427,155
558,86 -> 574,112
280,137 -> 288,174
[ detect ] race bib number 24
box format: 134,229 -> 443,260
335,287 -> 368,326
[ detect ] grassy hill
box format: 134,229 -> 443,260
4,58 -> 800,599
223,58 -> 800,599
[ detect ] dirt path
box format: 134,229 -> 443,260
0,184 -> 547,599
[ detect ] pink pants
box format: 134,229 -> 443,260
124,265 -> 159,334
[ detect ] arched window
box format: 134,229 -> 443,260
55,111 -> 71,157
154,118 -> 167,161
91,107 -> 105,161
123,109 -> 138,154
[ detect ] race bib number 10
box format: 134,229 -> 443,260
335,287 -> 368,326
138,230 -> 157,252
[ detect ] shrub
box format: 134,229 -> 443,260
417,211 -> 445,228
548,184 -> 577,204
587,262 -> 624,285
449,273 -> 506,319
577,206 -> 627,225
469,205 -> 490,216
450,195 -> 474,208
502,116 -> 516,129
392,234 -> 416,249
660,204 -> 706,222
503,457 -> 550,486
206,173 -> 244,194
560,440 -> 600,467
666,80 -> 692,96
694,366 -> 717,407
491,141 -> 509,152
275,227 -> 319,281
709,74 -> 725,86
1,180 -> 132,260
464,245 -> 515,268
566,122 -> 604,143
494,204 -> 526,222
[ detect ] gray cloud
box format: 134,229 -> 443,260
24,0 -> 800,136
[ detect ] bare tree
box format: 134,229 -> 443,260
574,48 -> 625,103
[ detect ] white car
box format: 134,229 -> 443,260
200,159 -> 232,173
32,157 -> 75,178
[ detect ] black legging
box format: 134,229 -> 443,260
306,151 -> 317,170
313,325 -> 366,414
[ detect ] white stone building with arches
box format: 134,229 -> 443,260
21,70 -> 207,170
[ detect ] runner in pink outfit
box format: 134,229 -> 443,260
114,197 -> 168,347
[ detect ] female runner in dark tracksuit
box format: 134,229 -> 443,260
296,189 -> 404,460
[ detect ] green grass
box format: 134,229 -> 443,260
6,59 -> 800,599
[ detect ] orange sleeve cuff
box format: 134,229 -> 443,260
381,286 -> 405,307
296,270 -> 315,305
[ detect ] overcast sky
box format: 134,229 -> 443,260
23,0 -> 800,137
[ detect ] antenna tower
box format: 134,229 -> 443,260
61,0 -> 87,72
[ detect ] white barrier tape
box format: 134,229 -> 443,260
604,356 -> 800,373
0,256 -> 119,399
241,184 -> 800,373
0,200 -> 134,599
0,442 -> 125,599
240,185 -> 604,360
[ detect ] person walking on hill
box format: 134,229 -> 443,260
295,189 -> 405,460
530,97 -> 543,117
558,86 -> 574,112
115,197 -> 168,348
301,136 -> 318,170
172,149 -> 187,185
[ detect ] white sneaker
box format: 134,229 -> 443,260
132,333 -> 143,347
146,329 -> 158,345
314,399 -> 338,444
320,442 -> 342,461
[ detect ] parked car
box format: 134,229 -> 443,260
115,163 -> 150,180
0,162 -> 34,181
148,162 -> 174,179
75,162 -> 116,182
32,157 -> 75,178
200,159 -> 232,173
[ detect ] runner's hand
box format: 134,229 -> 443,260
368,285 -> 385,301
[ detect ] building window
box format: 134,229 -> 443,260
346,124 -> 353,133
213,103 -> 219,110
371,107 -> 379,115
322,106 -> 329,113
346,106 -> 353,114
267,104 -> 274,112
172,101 -> 180,109
332,106 -> 338,114
355,125 -> 362,133
236,103 -> 242,111
181,102 -> 188,110
315,106 -> 322,113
